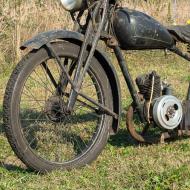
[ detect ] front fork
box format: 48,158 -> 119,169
66,20 -> 93,111
66,0 -> 108,112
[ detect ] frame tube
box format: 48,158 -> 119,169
113,46 -> 145,122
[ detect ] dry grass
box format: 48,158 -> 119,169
0,0 -> 189,66
124,0 -> 190,24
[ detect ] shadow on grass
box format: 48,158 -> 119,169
108,111 -> 142,147
0,161 -> 32,173
108,128 -> 139,147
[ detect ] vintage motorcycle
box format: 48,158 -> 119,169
3,0 -> 190,172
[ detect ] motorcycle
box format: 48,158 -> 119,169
3,0 -> 190,172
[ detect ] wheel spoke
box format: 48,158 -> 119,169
16,50 -> 107,166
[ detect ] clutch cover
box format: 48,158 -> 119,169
153,95 -> 183,130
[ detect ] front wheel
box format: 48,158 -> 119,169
3,41 -> 113,172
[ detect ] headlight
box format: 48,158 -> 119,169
60,0 -> 85,12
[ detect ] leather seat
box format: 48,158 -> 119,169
167,25 -> 190,44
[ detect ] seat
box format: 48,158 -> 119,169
167,25 -> 190,44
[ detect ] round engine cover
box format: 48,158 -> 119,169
153,95 -> 183,130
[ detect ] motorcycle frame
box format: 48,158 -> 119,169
21,0 -> 190,125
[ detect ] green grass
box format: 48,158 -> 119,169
1,49 -> 190,190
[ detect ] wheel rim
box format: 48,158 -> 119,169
18,55 -> 105,164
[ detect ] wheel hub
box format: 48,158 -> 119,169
44,96 -> 69,122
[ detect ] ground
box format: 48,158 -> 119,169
0,48 -> 190,190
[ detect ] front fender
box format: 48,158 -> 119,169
20,30 -> 84,50
21,30 -> 121,134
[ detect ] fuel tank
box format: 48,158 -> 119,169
112,8 -> 174,50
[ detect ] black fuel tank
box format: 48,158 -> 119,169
112,8 -> 174,50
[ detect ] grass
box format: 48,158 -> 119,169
0,48 -> 190,190
0,0 -> 190,189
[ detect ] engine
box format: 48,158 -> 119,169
136,71 -> 161,100
136,71 -> 183,130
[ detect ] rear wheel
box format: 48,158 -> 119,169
3,41 -> 113,172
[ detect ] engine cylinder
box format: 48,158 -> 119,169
136,71 -> 161,100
